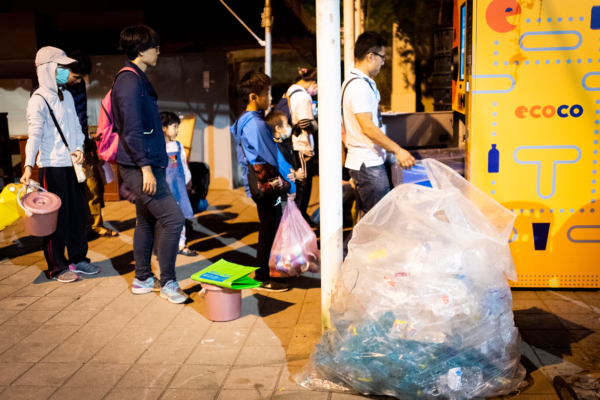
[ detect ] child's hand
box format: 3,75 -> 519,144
288,192 -> 296,200
296,168 -> 306,181
287,169 -> 296,182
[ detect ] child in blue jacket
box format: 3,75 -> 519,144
230,71 -> 295,292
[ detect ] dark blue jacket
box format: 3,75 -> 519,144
66,81 -> 96,153
111,61 -> 167,168
230,111 -> 295,197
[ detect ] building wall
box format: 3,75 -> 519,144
87,54 -> 233,190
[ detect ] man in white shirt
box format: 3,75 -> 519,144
342,31 -> 415,215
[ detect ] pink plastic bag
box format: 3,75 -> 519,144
269,200 -> 320,278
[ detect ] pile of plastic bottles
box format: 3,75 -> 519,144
296,159 -> 525,399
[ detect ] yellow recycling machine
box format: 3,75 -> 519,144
453,0 -> 600,288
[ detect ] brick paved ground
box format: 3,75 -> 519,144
0,187 -> 599,400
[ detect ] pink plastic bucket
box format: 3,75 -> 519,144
18,184 -> 62,237
201,283 -> 242,322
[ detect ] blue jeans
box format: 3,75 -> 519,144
118,165 -> 185,286
349,163 -> 390,215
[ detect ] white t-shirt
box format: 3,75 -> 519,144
166,140 -> 191,184
287,84 -> 315,157
342,68 -> 385,170
287,84 -> 313,126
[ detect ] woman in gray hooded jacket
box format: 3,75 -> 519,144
21,46 -> 100,282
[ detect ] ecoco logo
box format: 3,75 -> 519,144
515,104 -> 583,118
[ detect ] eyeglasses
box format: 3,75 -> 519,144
371,52 -> 385,62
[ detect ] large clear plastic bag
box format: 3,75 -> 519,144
296,159 -> 525,399
269,200 -> 320,278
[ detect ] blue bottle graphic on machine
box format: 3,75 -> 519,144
488,144 -> 499,173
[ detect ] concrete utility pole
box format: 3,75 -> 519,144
317,0 -> 342,331
343,0 -> 355,80
262,0 -> 273,100
354,0 -> 363,41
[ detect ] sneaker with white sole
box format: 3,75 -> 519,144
69,261 -> 100,275
54,270 -> 79,283
132,275 -> 161,295
160,280 -> 189,304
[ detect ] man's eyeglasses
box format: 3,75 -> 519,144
371,52 -> 385,62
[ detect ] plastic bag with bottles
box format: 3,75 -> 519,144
295,159 -> 525,399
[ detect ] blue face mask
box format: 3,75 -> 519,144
56,67 -> 70,85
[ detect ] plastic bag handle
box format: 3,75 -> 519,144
17,181 -> 46,218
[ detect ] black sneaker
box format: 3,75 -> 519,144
254,280 -> 290,293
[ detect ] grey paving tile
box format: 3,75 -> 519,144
544,300 -> 593,314
12,282 -> 61,297
0,285 -> 21,301
102,388 -> 162,400
64,363 -> 131,387
0,325 -> 38,353
576,291 -> 600,300
0,310 -> 18,324
235,345 -> 287,366
511,300 -> 551,314
89,341 -> 150,364
0,341 -> 58,363
533,347 -> 596,370
570,330 -> 600,348
0,386 -> 56,400
22,325 -> 80,343
274,391 -> 329,400
246,327 -> 294,346
116,364 -> 180,388
555,313 -> 600,330
4,310 -> 57,326
137,339 -> 198,365
25,296 -> 75,311
520,329 -> 574,348
112,325 -> 164,345
535,291 -> 581,300
0,296 -> 39,310
223,365 -> 280,391
12,362 -> 81,387
62,295 -> 114,311
186,344 -> 242,366
514,314 -> 563,330
86,309 -> 138,329
44,310 -> 98,326
48,387 -> 111,400
217,389 -> 270,400
0,363 -> 34,386
161,389 -> 217,400
277,363 -> 311,392
169,365 -> 230,389
200,327 -> 250,346
46,279 -> 102,297
42,342 -> 105,364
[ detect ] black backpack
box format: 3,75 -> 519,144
273,89 -> 303,126
187,162 -> 210,214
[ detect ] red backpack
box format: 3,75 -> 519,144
96,67 -> 140,163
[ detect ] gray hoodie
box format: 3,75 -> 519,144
24,61 -> 84,168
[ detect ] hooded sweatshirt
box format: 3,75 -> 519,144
230,111 -> 295,197
25,62 -> 84,168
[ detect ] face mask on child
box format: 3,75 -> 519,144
306,83 -> 318,96
280,126 -> 292,140
56,67 -> 70,85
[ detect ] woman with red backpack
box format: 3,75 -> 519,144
111,25 -> 187,304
